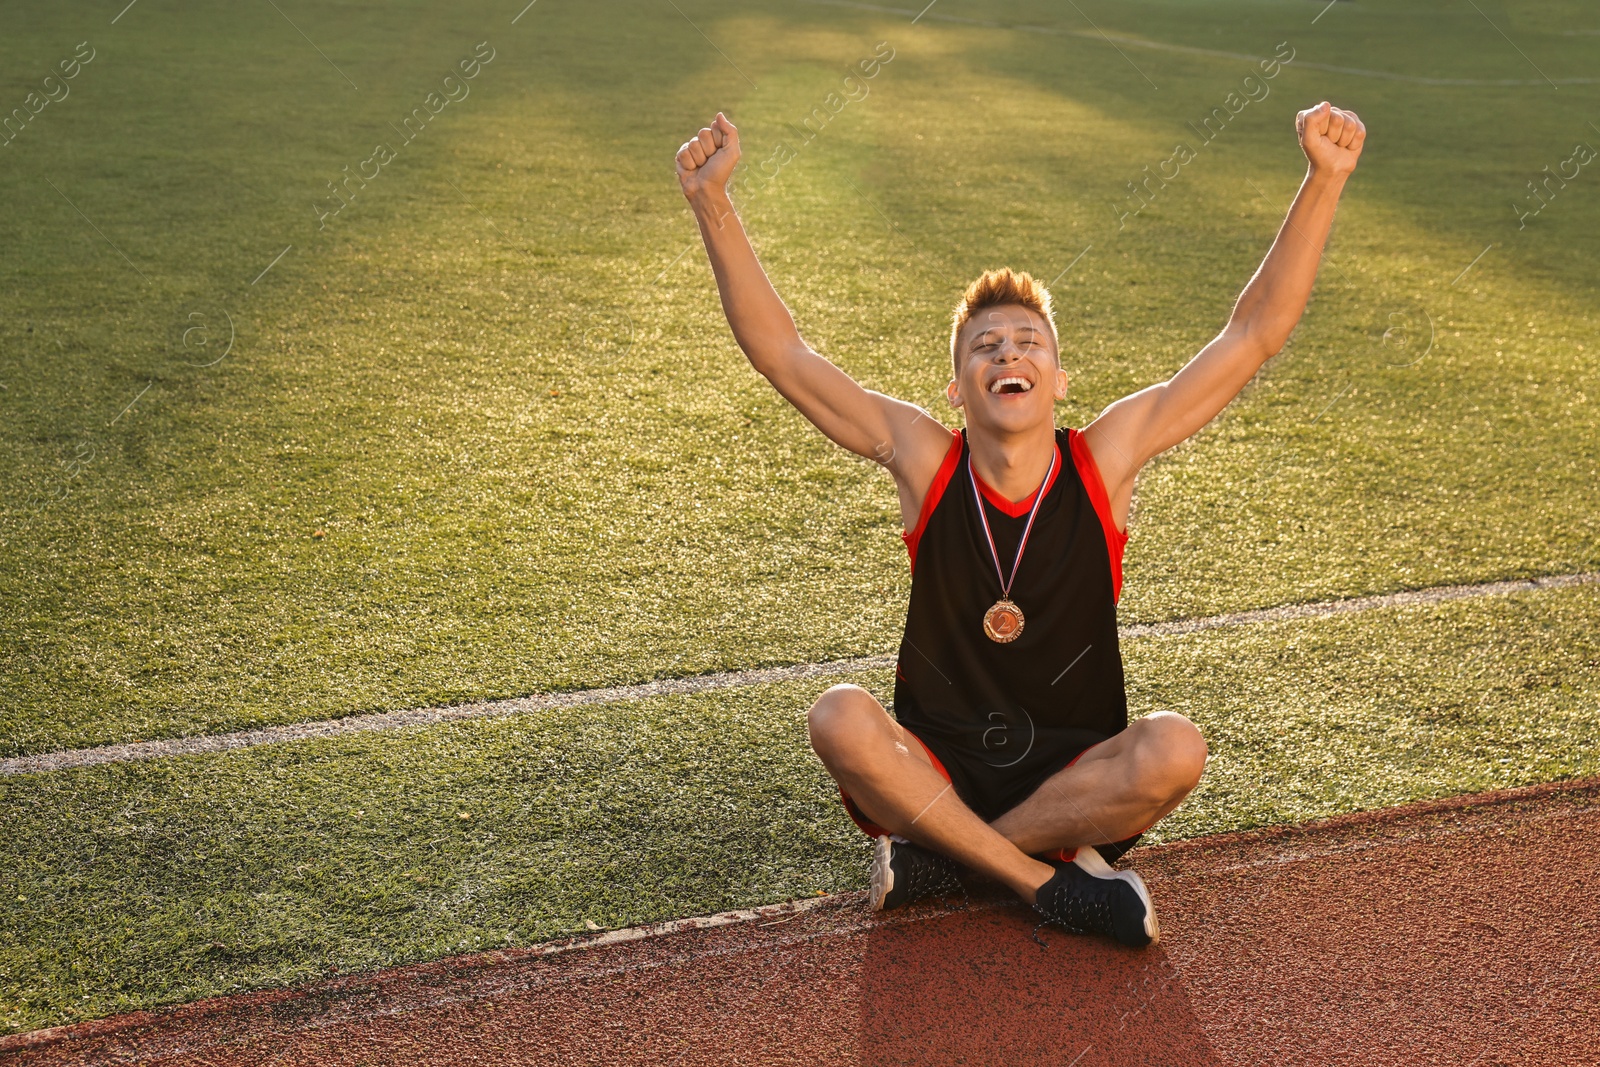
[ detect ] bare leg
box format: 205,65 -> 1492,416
989,711 -> 1208,856
806,684 -> 1056,903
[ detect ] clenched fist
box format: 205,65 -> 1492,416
676,112 -> 741,201
1296,101 -> 1366,177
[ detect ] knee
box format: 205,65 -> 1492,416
1130,711 -> 1208,803
806,684 -> 883,766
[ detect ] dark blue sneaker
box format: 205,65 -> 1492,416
1032,845 -> 1159,947
869,835 -> 964,911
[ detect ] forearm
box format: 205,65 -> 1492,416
1230,167 -> 1349,354
1089,103 -> 1366,486
688,189 -> 804,372
1098,169 -> 1351,472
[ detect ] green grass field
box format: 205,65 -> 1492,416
2,0 -> 1598,1035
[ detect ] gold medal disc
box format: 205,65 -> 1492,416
983,599 -> 1025,643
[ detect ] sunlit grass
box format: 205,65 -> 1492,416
1,0 -> 1597,1033
2,0 -> 1594,752
4,582 -> 1597,1032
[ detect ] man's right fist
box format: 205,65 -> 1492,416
676,112 -> 740,201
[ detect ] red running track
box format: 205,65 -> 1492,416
5,778 -> 1598,1066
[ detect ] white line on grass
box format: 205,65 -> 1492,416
797,0 -> 1600,87
3,571 -> 1594,777
1117,571 -> 1596,638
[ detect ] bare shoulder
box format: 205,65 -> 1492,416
868,390 -> 961,529
1080,388 -> 1160,531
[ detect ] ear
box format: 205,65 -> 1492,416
1053,367 -> 1069,400
946,378 -> 962,408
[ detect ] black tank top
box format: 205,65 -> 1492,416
894,427 -> 1130,777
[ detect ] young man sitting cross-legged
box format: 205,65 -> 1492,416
676,101 -> 1366,947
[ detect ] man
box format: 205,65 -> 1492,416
676,102 -> 1366,946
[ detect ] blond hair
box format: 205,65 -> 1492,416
949,267 -> 1058,372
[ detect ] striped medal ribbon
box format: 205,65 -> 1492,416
967,445 -> 1057,643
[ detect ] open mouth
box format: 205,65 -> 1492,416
988,376 -> 1034,395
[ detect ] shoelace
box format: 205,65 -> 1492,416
1030,872 -> 1117,947
898,846 -> 971,912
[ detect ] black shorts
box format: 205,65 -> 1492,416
838,727 -> 1145,864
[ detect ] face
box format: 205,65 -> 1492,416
947,305 -> 1068,434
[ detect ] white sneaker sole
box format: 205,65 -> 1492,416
869,834 -> 895,911
1073,845 -> 1161,943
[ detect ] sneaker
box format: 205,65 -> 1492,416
1032,845 -> 1159,947
868,835 -> 963,912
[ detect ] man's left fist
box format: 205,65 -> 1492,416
1296,101 -> 1366,177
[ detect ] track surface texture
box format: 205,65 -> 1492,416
6,779 -> 1597,1066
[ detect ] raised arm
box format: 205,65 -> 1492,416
675,114 -> 953,518
1084,101 -> 1367,526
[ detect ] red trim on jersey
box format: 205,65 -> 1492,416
901,429 -> 964,572
1067,427 -> 1130,603
840,728 -> 952,839
971,442 -> 1064,518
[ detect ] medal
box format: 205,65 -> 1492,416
968,446 -> 1057,644
983,599 -> 1025,642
